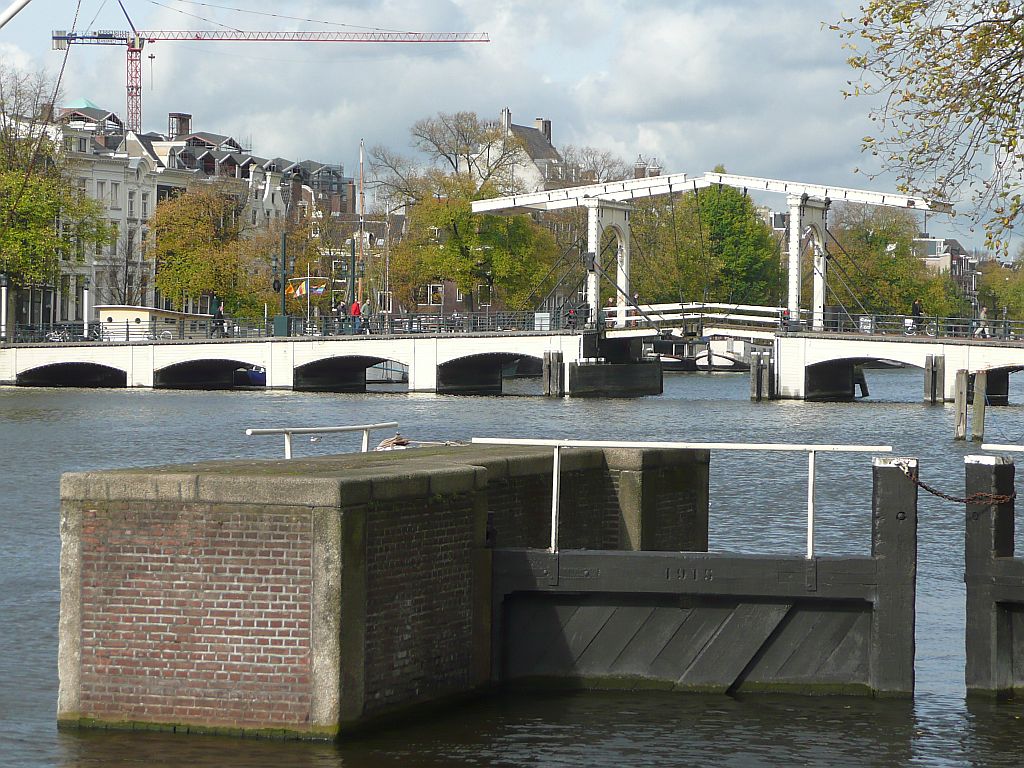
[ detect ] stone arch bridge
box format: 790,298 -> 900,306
777,333 -> 1024,402
0,332 -> 590,394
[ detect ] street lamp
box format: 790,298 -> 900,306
82,276 -> 90,339
0,272 -> 8,342
271,231 -> 295,336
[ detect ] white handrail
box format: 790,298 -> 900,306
471,438 -> 892,558
981,444 -> 1024,452
246,422 -> 399,459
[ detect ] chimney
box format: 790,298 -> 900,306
168,112 -> 192,138
500,107 -> 512,135
535,117 -> 552,144
647,157 -> 661,177
634,154 -> 648,179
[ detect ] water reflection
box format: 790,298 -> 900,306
5,368 -> 1024,766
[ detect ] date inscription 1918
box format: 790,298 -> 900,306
666,567 -> 714,582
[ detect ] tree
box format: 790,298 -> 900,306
628,175 -> 783,306
559,145 -> 632,184
0,65 -> 108,288
836,2 -> 1024,249
372,112 -> 556,310
371,111 -> 528,203
826,203 -> 965,316
98,227 -> 150,306
150,184 -> 283,318
389,173 -> 558,312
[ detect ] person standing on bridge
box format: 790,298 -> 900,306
975,305 -> 990,338
212,304 -> 224,338
351,298 -> 362,333
911,298 -> 923,332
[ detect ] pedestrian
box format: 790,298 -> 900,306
212,304 -> 224,338
351,298 -> 362,333
974,305 -> 989,338
566,306 -> 577,330
911,298 -> 923,332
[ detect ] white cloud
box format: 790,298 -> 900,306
0,0 -> 993,246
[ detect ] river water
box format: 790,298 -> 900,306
3,369 -> 1024,767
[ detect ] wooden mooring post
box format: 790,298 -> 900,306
954,369 -> 970,441
972,370 -> 988,442
749,351 -> 774,402
543,350 -> 564,397
924,354 -> 945,404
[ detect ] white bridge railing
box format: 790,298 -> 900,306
246,421 -> 399,459
471,438 -> 892,559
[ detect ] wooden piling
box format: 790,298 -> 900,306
543,351 -> 564,397
924,355 -> 945,404
955,369 -> 969,440
750,353 -> 764,401
972,370 -> 988,442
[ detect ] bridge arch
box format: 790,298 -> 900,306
16,362 -> 128,388
294,354 -> 408,392
154,358 -> 265,390
437,351 -> 544,395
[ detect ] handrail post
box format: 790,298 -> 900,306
284,431 -> 292,460
361,428 -> 370,452
549,445 -> 561,553
807,449 -> 816,559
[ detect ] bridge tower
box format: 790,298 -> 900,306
584,199 -> 632,328
787,194 -> 829,330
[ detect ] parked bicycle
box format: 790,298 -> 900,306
44,326 -> 72,342
903,316 -> 938,337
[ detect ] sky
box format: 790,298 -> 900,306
0,0 -> 999,251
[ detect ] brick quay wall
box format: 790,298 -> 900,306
58,445 -> 710,739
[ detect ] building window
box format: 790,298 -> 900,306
428,284 -> 443,306
75,278 -> 84,321
128,190 -> 136,218
96,180 -> 106,203
141,193 -> 149,218
77,137 -> 87,153
251,208 -> 257,225
110,182 -> 120,208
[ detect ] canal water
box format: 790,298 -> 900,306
3,369 -> 1024,767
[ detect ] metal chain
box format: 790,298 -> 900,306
897,462 -> 1016,506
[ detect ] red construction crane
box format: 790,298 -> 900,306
53,28 -> 489,133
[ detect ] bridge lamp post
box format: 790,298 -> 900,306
271,232 -> 295,336
0,272 -> 7,342
82,276 -> 90,339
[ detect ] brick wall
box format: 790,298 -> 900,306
76,501 -> 313,730
361,492 -> 478,714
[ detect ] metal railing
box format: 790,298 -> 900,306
787,312 -> 1021,340
4,310 -> 584,344
245,421 -> 400,459
471,437 -> 893,558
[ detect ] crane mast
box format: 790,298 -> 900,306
52,29 -> 489,132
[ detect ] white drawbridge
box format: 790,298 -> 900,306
472,172 -> 952,331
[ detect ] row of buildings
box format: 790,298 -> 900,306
3,100 -> 988,331
12,99 -> 360,329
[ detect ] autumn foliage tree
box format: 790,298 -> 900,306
372,112 -> 558,310
0,65 -> 108,287
836,2 -> 1024,249
150,185 -> 287,318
